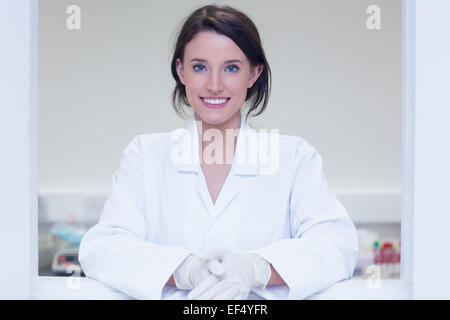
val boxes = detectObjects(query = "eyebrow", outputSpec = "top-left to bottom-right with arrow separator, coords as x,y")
190,58 -> 243,64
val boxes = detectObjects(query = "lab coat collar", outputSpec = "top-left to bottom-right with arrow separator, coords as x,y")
175,114 -> 259,176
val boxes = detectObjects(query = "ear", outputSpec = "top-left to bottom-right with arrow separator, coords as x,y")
247,64 -> 264,88
175,58 -> 186,85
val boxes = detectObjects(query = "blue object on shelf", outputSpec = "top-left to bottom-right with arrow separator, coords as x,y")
49,223 -> 86,248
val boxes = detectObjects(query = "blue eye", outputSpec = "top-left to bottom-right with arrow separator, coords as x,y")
193,64 -> 206,72
192,64 -> 239,73
226,65 -> 239,72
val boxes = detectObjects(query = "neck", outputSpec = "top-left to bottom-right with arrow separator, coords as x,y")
194,112 -> 242,165
194,112 -> 241,134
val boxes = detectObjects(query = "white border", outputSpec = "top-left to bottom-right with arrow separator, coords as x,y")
411,0 -> 450,299
0,0 -> 35,299
400,0 -> 414,287
30,0 -> 40,290
31,277 -> 410,300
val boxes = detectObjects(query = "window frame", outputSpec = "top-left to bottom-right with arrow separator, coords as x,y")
1,0 -> 421,299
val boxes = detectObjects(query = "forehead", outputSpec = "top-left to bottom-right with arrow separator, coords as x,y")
184,31 -> 246,61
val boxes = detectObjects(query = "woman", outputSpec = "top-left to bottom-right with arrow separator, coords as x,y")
78,4 -> 359,300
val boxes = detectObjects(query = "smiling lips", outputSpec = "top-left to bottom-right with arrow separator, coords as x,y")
201,97 -> 230,109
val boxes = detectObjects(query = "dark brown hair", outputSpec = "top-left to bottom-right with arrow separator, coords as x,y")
170,5 -> 271,121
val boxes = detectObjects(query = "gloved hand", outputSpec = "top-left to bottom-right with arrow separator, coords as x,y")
173,254 -> 224,290
187,249 -> 271,300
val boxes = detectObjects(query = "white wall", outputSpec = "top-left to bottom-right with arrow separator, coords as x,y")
39,0 -> 402,193
412,0 -> 450,299
0,0 -> 36,299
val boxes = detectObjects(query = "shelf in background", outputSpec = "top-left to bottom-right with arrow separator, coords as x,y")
337,192 -> 401,224
37,190 -> 402,225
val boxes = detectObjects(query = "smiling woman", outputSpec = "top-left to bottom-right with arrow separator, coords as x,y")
77,4 -> 360,300
170,5 -> 271,125
10,0 -> 450,302
175,30 -> 263,128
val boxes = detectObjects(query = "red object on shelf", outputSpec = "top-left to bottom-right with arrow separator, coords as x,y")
392,252 -> 401,263
381,242 -> 394,263
381,242 -> 393,250
374,252 -> 382,264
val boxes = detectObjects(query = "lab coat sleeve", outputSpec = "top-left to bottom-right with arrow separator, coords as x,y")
252,139 -> 360,300
78,136 -> 191,300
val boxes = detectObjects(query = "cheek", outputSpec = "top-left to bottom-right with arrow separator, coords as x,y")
184,77 -> 202,97
228,77 -> 249,97
185,73 -> 205,90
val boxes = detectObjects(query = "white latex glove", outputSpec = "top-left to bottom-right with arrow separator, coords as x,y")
173,254 -> 224,290
187,249 -> 271,300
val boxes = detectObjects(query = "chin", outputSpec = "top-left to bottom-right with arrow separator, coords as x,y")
195,110 -> 235,126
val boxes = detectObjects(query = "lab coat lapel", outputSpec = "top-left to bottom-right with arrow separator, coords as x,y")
176,117 -> 218,215
233,116 -> 259,176
193,116 -> 237,217
210,115 -> 259,218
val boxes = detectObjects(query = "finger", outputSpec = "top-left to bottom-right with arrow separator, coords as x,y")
199,251 -> 223,262
188,274 -> 220,300
194,281 -> 233,300
212,286 -> 241,300
187,274 -> 220,300
208,259 -> 225,276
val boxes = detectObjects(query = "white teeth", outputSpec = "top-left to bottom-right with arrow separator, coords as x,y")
202,98 -> 228,104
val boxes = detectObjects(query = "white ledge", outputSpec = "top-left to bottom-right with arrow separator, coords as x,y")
31,276 -> 411,300
307,279 -> 411,300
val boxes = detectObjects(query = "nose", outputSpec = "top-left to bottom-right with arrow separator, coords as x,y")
206,70 -> 224,93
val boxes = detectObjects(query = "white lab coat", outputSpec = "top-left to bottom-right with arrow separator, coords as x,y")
78,114 -> 359,300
